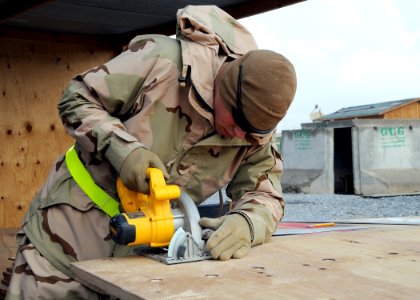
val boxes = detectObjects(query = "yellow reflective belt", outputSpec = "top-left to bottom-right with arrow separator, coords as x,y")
65,145 -> 120,217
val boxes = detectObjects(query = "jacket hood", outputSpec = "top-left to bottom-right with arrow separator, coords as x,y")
176,5 -> 258,122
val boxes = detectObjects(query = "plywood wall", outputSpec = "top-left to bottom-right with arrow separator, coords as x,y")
0,37 -> 117,228
384,100 -> 420,119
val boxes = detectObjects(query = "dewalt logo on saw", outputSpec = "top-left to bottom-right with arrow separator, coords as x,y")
65,145 -> 211,264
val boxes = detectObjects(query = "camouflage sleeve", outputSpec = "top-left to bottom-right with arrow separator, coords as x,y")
58,37 -> 167,171
226,139 -> 284,246
58,78 -> 142,171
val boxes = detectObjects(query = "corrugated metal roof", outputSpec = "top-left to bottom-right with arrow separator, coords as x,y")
320,97 -> 420,121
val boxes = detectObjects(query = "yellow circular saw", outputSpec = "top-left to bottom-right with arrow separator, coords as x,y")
109,168 -> 211,264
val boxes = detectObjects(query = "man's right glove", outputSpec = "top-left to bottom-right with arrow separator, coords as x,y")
199,214 -> 252,261
119,147 -> 168,194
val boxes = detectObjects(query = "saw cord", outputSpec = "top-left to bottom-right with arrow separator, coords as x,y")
218,189 -> 224,216
217,189 -> 233,216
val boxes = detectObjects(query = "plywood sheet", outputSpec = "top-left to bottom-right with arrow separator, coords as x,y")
71,225 -> 420,300
0,37 -> 116,228
385,101 -> 420,119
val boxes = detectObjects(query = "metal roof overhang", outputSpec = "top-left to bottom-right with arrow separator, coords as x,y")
0,0 -> 305,46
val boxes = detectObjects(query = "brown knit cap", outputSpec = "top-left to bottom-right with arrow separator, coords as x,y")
219,50 -> 297,132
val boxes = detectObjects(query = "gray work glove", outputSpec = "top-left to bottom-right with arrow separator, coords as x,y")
199,214 -> 252,261
119,147 -> 168,194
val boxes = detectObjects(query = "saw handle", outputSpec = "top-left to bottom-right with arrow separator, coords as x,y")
117,168 -> 180,214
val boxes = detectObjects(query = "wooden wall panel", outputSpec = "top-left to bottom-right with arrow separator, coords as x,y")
0,38 -> 116,228
384,101 -> 420,119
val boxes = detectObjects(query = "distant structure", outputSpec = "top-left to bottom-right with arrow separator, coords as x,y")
319,98 -> 420,121
309,104 -> 324,121
281,97 -> 420,196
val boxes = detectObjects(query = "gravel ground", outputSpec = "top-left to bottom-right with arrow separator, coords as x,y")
282,193 -> 420,222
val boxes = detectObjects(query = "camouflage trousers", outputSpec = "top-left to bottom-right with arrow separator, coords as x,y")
5,235 -> 103,300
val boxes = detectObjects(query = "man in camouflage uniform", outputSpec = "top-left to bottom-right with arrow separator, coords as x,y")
6,5 -> 297,299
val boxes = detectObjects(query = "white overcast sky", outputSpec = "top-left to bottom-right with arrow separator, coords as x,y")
240,0 -> 420,131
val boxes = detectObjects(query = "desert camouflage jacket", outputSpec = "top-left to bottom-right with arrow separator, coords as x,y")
22,5 -> 285,277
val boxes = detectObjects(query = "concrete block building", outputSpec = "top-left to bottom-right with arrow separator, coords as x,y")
281,98 -> 420,196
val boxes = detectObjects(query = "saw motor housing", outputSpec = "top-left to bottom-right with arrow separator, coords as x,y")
110,168 -> 180,247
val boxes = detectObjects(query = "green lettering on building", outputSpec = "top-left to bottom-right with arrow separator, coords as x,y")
379,126 -> 406,148
294,129 -> 312,150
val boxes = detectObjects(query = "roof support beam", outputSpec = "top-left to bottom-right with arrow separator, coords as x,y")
225,0 -> 306,19
115,0 -> 305,47
0,0 -> 53,22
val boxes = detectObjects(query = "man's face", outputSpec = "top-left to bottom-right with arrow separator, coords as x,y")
213,86 -> 246,140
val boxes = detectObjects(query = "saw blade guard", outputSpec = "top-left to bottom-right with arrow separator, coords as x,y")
177,192 -> 205,249
160,192 -> 211,263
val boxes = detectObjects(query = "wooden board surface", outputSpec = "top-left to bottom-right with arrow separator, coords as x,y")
0,37 -> 116,228
71,225 -> 420,300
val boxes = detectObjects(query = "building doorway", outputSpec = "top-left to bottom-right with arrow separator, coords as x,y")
333,127 -> 354,194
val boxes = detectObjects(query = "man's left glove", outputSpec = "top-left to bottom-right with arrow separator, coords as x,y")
199,214 -> 252,261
